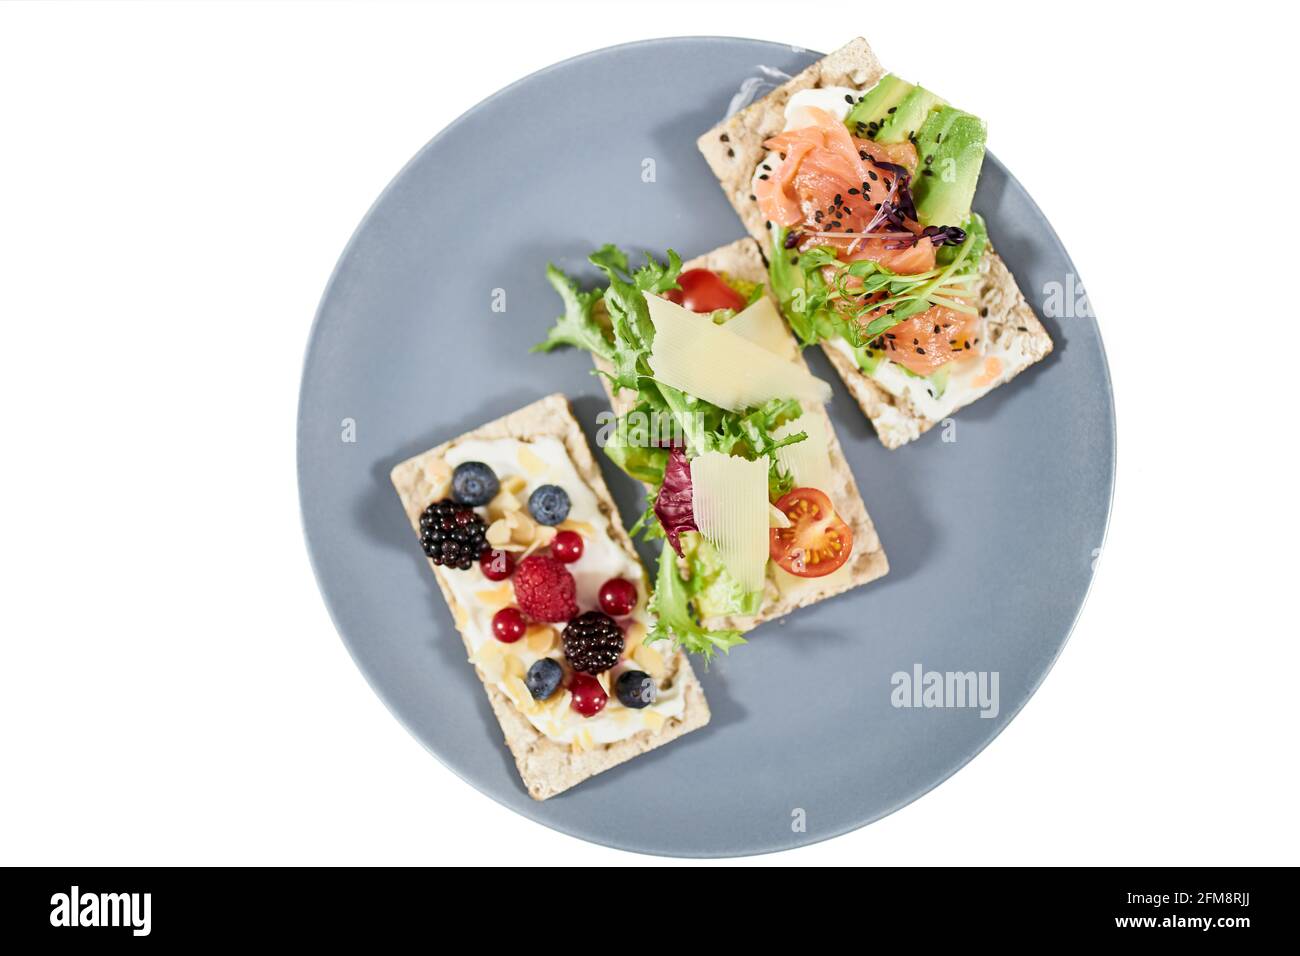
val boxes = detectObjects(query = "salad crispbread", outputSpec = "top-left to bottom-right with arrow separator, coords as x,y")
593,238 -> 888,630
390,393 -> 709,801
697,38 -> 1053,449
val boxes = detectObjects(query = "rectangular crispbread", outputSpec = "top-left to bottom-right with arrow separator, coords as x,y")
390,393 -> 709,800
697,38 -> 1053,448
593,239 -> 888,631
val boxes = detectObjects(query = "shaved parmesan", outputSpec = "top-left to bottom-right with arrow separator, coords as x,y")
689,451 -> 769,592
772,412 -> 835,493
645,293 -> 831,411
723,297 -> 798,361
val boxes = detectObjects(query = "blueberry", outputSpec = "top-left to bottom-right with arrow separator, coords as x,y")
615,670 -> 656,709
526,658 -> 563,701
527,484 -> 570,526
452,461 -> 499,506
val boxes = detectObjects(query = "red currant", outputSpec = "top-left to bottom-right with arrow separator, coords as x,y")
479,549 -> 514,581
568,673 -> 607,717
492,607 -> 526,643
598,577 -> 638,616
551,530 -> 584,563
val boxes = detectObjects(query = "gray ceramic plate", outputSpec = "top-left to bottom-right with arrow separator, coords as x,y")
297,37 -> 1115,857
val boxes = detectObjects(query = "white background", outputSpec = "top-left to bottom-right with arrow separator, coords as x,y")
2,0 -> 1296,866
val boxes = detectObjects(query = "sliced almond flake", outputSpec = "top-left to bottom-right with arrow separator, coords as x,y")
523,525 -> 557,556
475,583 -> 515,610
517,444 -> 548,477
451,600 -> 469,630
642,709 -> 666,733
503,653 -> 526,680
503,677 -> 536,714
486,518 -> 514,548
596,670 -> 611,694
500,474 -> 527,495
623,620 -> 647,652
419,458 -> 452,501
487,490 -> 522,520
510,513 -> 539,546
633,643 -> 667,680
557,518 -> 597,538
525,626 -> 556,654
470,641 -> 508,683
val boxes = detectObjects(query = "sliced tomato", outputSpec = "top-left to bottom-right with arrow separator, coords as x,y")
769,487 -> 853,578
663,268 -> 746,313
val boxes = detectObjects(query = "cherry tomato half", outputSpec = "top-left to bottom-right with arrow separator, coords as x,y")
662,269 -> 747,314
769,487 -> 853,578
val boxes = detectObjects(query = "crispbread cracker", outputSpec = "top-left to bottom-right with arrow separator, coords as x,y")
594,239 -> 887,631
697,38 -> 1053,448
390,393 -> 709,801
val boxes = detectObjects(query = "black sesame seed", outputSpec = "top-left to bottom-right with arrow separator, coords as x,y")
887,106 -> 897,114
758,173 -> 769,180
727,148 -> 734,158
916,347 -> 925,355
720,133 -> 730,142
844,94 -> 854,104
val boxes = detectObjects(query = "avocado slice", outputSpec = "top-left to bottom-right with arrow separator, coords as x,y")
852,342 -> 882,375
844,74 -> 913,139
874,86 -> 947,145
912,107 -> 987,227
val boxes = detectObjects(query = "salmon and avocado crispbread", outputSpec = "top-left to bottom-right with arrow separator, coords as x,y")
698,38 -> 1053,449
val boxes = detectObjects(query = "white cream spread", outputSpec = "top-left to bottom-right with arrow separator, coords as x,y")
437,436 -> 685,748
826,333 -> 1034,422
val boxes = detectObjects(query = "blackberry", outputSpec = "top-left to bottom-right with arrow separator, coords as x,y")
562,611 -> 625,675
418,499 -> 487,570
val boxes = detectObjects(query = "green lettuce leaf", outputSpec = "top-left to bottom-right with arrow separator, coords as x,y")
679,533 -> 763,619
646,542 -> 747,662
531,264 -> 613,361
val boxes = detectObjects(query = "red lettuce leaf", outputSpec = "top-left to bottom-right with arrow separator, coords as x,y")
654,446 -> 698,556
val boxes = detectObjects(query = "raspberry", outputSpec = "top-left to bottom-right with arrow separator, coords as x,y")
511,555 -> 577,622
